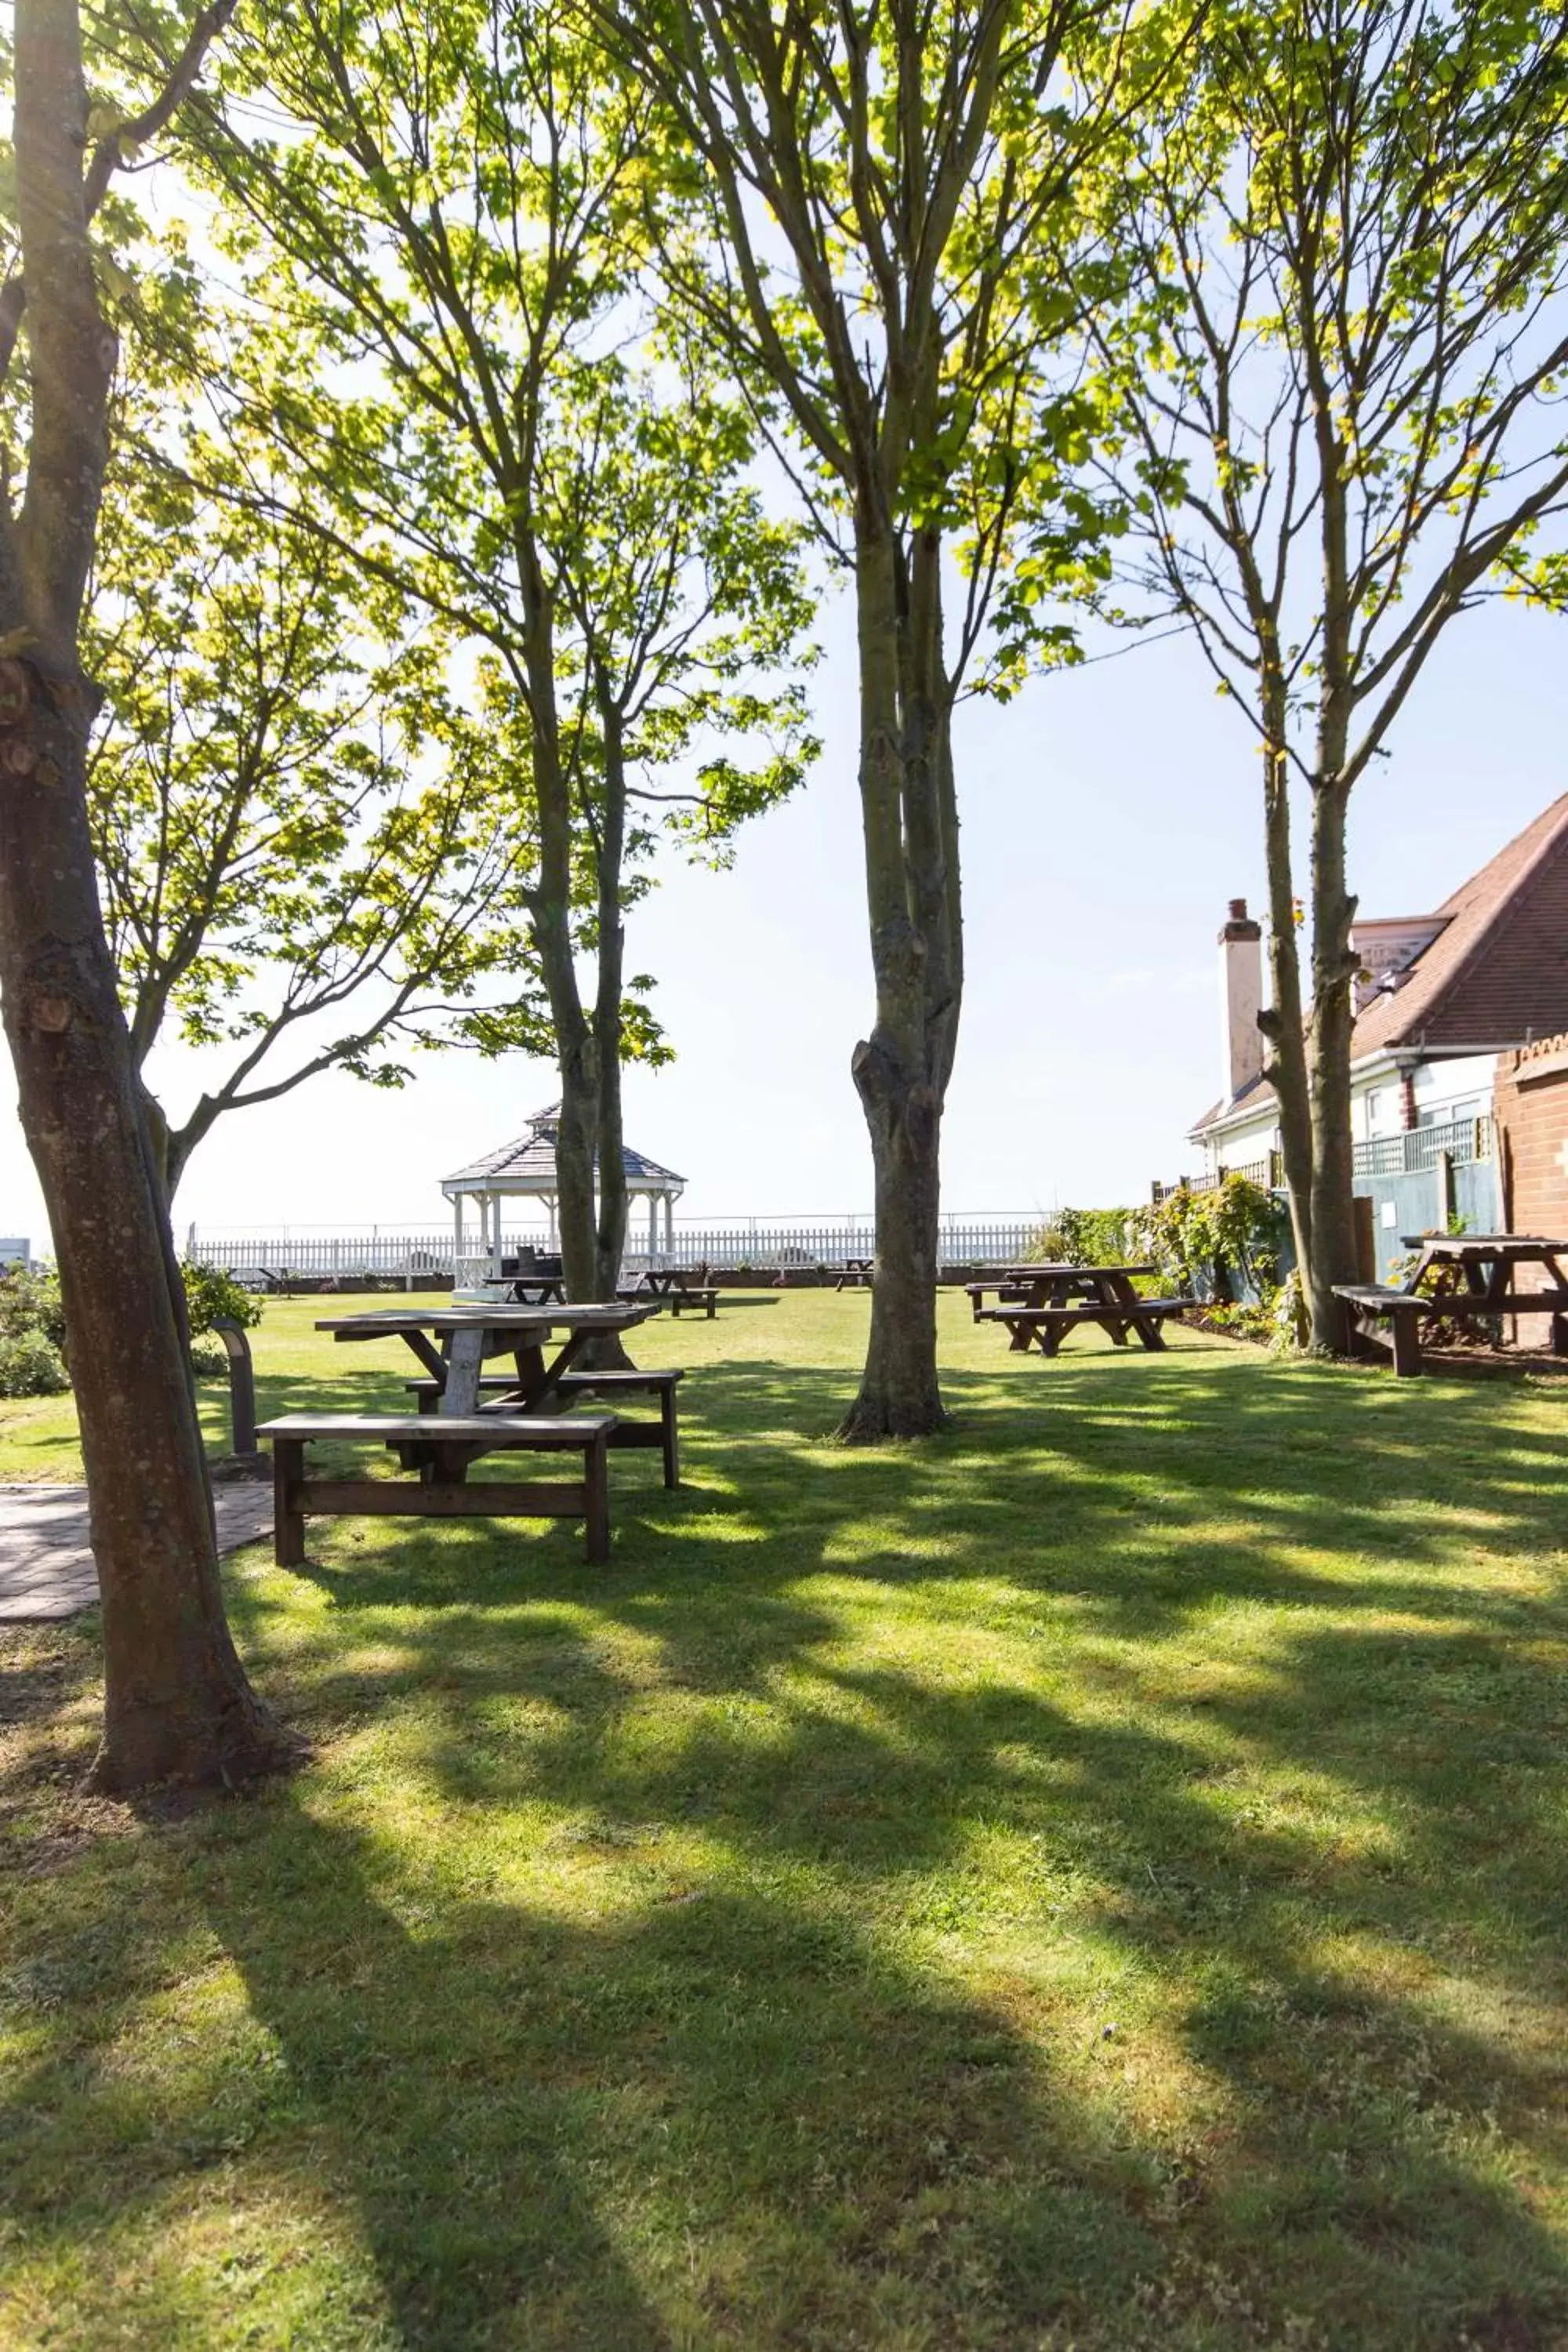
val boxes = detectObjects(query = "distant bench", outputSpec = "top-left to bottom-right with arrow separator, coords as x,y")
619,1272 -> 719,1317
403,1367 -> 683,1487
260,1412 -> 619,1564
1333,1283 -> 1568,1377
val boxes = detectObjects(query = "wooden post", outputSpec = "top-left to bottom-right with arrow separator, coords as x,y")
1352,1192 -> 1377,1282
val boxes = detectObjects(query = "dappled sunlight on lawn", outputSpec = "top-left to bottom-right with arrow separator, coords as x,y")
3,1290 -> 1566,2347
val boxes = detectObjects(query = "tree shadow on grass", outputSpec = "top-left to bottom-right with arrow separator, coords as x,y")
8,1342 -> 1554,2342
180,1794 -> 1186,2350
174,1655 -> 1568,2346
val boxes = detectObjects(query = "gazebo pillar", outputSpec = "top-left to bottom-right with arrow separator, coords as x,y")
647,1190 -> 658,1258
664,1192 -> 674,1252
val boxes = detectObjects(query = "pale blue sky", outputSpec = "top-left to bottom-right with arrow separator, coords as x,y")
2,589 -> 1560,1250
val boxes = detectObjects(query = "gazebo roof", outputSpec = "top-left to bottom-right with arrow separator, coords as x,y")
441,1103 -> 685,1199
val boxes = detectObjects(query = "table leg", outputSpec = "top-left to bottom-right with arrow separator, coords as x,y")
498,1339 -> 549,1408
442,1327 -> 486,1416
585,1427 -> 611,1564
1391,1312 -> 1424,1377
534,1327 -> 611,1410
274,1438 -> 306,1566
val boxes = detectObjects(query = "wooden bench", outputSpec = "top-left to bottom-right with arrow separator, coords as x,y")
667,1285 -> 717,1318
1334,1283 -> 1568,1377
404,1368 -> 684,1487
617,1276 -> 718,1317
259,1413 -> 619,1565
978,1299 -> 1187,1356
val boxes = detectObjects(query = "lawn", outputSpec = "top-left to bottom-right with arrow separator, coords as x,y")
2,1291 -> 1566,2350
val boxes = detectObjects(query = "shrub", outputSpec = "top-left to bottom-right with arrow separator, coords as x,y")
1132,1175 -> 1286,1304
0,1330 -> 71,1397
0,1265 -> 66,1351
190,1338 -> 230,1378
181,1262 -> 263,1338
1021,1207 -> 1134,1266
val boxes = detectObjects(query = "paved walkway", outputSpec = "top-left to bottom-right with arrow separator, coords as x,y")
0,1483 -> 274,1622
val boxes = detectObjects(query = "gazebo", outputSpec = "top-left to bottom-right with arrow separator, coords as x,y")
441,1103 -> 687,1278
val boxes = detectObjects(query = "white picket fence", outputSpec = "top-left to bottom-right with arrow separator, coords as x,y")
184,1215 -> 1045,1280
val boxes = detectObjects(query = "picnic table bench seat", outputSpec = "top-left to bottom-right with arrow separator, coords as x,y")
1333,1280 -> 1568,1376
978,1298 -> 1187,1356
259,1411 -> 619,1565
403,1367 -> 684,1486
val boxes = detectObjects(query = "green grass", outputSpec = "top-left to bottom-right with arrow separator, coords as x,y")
2,1291 -> 1566,2350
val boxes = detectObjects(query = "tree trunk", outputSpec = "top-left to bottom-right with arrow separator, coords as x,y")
550,1025 -> 600,1301
592,706 -> 630,1307
0,669 -> 292,1791
1255,737 -> 1316,1287
849,1040 -> 945,1433
1306,775 -> 1359,1351
0,0 -> 286,1793
839,523 -> 957,1439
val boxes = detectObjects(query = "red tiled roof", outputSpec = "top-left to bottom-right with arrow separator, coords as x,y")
1349,793 -> 1568,1054
1190,795 -> 1568,1138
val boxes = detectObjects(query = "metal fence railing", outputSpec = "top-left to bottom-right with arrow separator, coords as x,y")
183,1215 -> 1049,1281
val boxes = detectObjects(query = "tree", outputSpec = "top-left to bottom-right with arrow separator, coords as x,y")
1087,0 -> 1568,1349
0,0 -> 290,1789
87,419 -> 550,1199
578,0 -> 1151,1433
192,0 -> 817,1303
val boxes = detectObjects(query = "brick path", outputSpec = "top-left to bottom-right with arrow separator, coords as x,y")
0,1483 -> 274,1622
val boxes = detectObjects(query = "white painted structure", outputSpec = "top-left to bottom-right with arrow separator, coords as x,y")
441,1104 -> 686,1281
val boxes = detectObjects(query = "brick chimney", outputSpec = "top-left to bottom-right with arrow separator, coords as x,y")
1219,898 -> 1264,1103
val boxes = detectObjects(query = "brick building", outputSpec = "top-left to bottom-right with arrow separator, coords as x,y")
1182,795 -> 1568,1273
1494,1033 -> 1568,1238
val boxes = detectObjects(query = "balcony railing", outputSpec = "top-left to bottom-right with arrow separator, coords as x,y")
1352,1114 -> 1492,1179
1155,1114 -> 1493,1203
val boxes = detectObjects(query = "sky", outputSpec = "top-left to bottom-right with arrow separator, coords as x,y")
1,588 -> 1561,1251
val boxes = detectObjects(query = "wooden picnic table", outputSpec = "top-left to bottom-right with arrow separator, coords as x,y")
1403,1232 -> 1568,1301
317,1302 -> 656,1417
836,1258 -> 874,1290
972,1264 -> 1185,1357
1336,1234 -> 1568,1374
964,1265 -> 1154,1321
503,1274 -> 568,1305
617,1268 -> 718,1316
